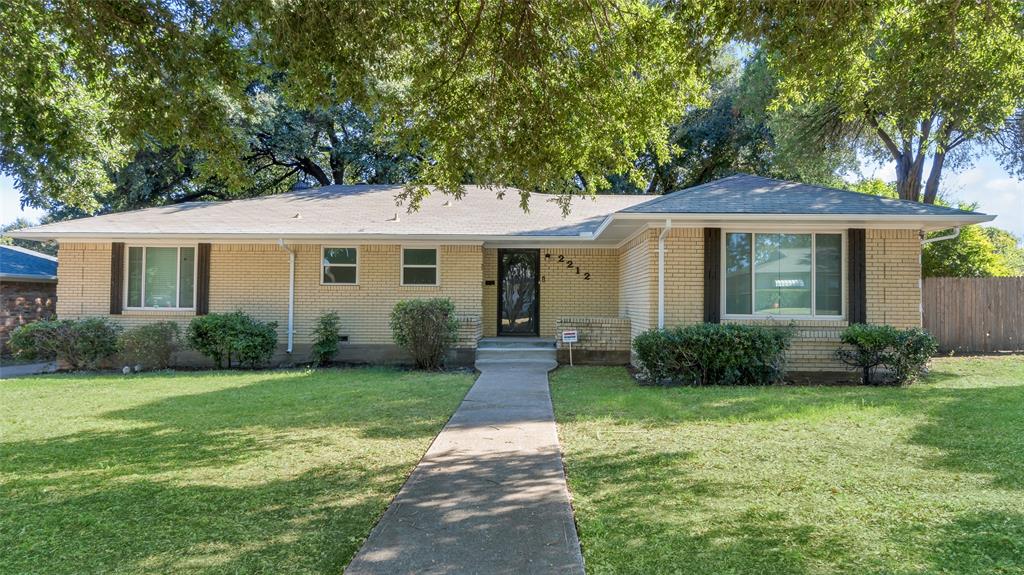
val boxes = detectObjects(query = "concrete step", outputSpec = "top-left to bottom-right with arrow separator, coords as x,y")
474,358 -> 558,371
478,337 -> 556,350
475,347 -> 557,363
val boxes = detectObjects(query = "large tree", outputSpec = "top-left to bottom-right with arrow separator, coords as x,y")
1,0 -> 729,213
751,0 -> 1024,203
607,50 -> 858,195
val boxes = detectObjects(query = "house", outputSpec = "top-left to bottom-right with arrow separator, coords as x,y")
0,245 -> 58,354
10,174 -> 992,374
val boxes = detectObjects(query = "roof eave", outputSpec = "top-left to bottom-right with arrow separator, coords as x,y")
0,273 -> 58,283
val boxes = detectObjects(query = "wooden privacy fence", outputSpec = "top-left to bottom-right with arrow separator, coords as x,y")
923,277 -> 1024,353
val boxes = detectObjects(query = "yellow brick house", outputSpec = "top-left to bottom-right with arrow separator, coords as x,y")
12,174 -> 991,375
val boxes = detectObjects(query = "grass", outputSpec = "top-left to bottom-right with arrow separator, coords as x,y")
0,367 -> 474,575
550,356 -> 1024,575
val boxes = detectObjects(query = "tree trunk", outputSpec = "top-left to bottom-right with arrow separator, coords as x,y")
297,158 -> 331,186
893,151 -> 925,202
923,149 -> 946,205
327,127 -> 346,184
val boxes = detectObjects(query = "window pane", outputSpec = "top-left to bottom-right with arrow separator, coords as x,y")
754,233 -> 811,315
323,266 -> 357,284
324,247 -> 357,265
144,247 -> 178,308
403,248 -> 437,266
178,247 -> 195,308
815,234 -> 843,316
725,233 -> 752,315
127,247 -> 143,307
403,267 -> 437,285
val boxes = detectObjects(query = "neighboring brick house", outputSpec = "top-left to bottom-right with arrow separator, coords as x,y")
1,245 -> 58,354
11,174 -> 992,374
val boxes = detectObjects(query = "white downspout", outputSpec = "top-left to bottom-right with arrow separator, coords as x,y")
921,227 -> 961,245
277,239 -> 295,354
657,219 -> 672,329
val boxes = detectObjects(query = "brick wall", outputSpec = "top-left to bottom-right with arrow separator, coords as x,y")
866,229 -> 921,328
662,227 -> 704,326
617,229 -> 656,341
554,316 -> 631,351
481,247 -> 619,338
55,242 -> 484,361
1,280 -> 57,354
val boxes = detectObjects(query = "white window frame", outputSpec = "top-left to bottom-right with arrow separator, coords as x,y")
400,246 -> 440,287
720,230 -> 846,321
124,244 -> 198,311
320,246 -> 359,285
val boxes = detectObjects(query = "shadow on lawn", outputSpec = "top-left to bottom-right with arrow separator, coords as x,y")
555,364 -> 1024,573
0,371 -> 466,574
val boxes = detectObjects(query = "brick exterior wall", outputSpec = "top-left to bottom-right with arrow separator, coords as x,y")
481,247 -> 619,338
554,316 -> 631,351
55,242 -> 484,364
617,229 -> 656,341
1,280 -> 57,354
866,229 -> 922,328
52,229 -> 922,373
628,228 -> 923,373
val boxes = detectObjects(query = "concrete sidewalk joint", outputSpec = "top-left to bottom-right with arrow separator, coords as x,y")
346,360 -> 584,575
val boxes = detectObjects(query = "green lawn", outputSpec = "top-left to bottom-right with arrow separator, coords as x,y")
551,356 -> 1024,575
0,368 -> 474,575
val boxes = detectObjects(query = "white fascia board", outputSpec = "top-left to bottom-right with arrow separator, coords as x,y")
604,212 -> 995,231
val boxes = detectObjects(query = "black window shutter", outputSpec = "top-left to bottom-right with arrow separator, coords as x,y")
848,228 -> 867,324
703,227 -> 721,324
110,242 -> 124,315
196,243 -> 211,315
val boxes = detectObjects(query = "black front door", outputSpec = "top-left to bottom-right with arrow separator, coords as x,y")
498,249 -> 540,336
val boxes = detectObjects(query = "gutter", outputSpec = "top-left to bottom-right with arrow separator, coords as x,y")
657,219 -> 672,329
277,239 -> 295,354
921,227 -> 961,245
0,273 -> 58,283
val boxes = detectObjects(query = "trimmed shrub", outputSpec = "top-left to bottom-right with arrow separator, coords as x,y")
836,324 -> 938,385
186,311 -> 278,369
390,298 -> 459,369
311,312 -> 342,366
118,322 -> 180,370
632,323 -> 793,386
8,318 -> 120,370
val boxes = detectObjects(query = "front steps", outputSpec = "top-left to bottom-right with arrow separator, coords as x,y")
475,337 -> 557,369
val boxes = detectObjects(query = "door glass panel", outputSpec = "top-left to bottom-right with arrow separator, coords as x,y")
499,251 -> 538,335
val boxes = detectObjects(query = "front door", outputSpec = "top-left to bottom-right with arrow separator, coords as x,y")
498,249 -> 540,336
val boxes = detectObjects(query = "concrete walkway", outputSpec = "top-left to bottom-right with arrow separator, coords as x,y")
345,360 -> 584,575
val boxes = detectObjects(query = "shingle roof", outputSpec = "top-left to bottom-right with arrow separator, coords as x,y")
0,245 -> 58,281
10,175 -> 992,242
621,174 -> 987,217
13,185 -> 650,239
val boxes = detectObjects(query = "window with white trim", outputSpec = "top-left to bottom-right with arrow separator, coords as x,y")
723,232 -> 843,318
322,247 -> 358,284
126,246 -> 196,309
402,248 -> 438,285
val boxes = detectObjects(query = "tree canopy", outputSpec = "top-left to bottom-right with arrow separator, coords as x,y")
2,0 -> 1021,216
2,0 -> 731,213
755,0 -> 1024,203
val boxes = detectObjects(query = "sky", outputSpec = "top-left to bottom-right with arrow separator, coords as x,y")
2,156 -> 1022,235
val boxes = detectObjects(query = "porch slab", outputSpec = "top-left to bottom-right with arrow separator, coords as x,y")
344,360 -> 583,575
